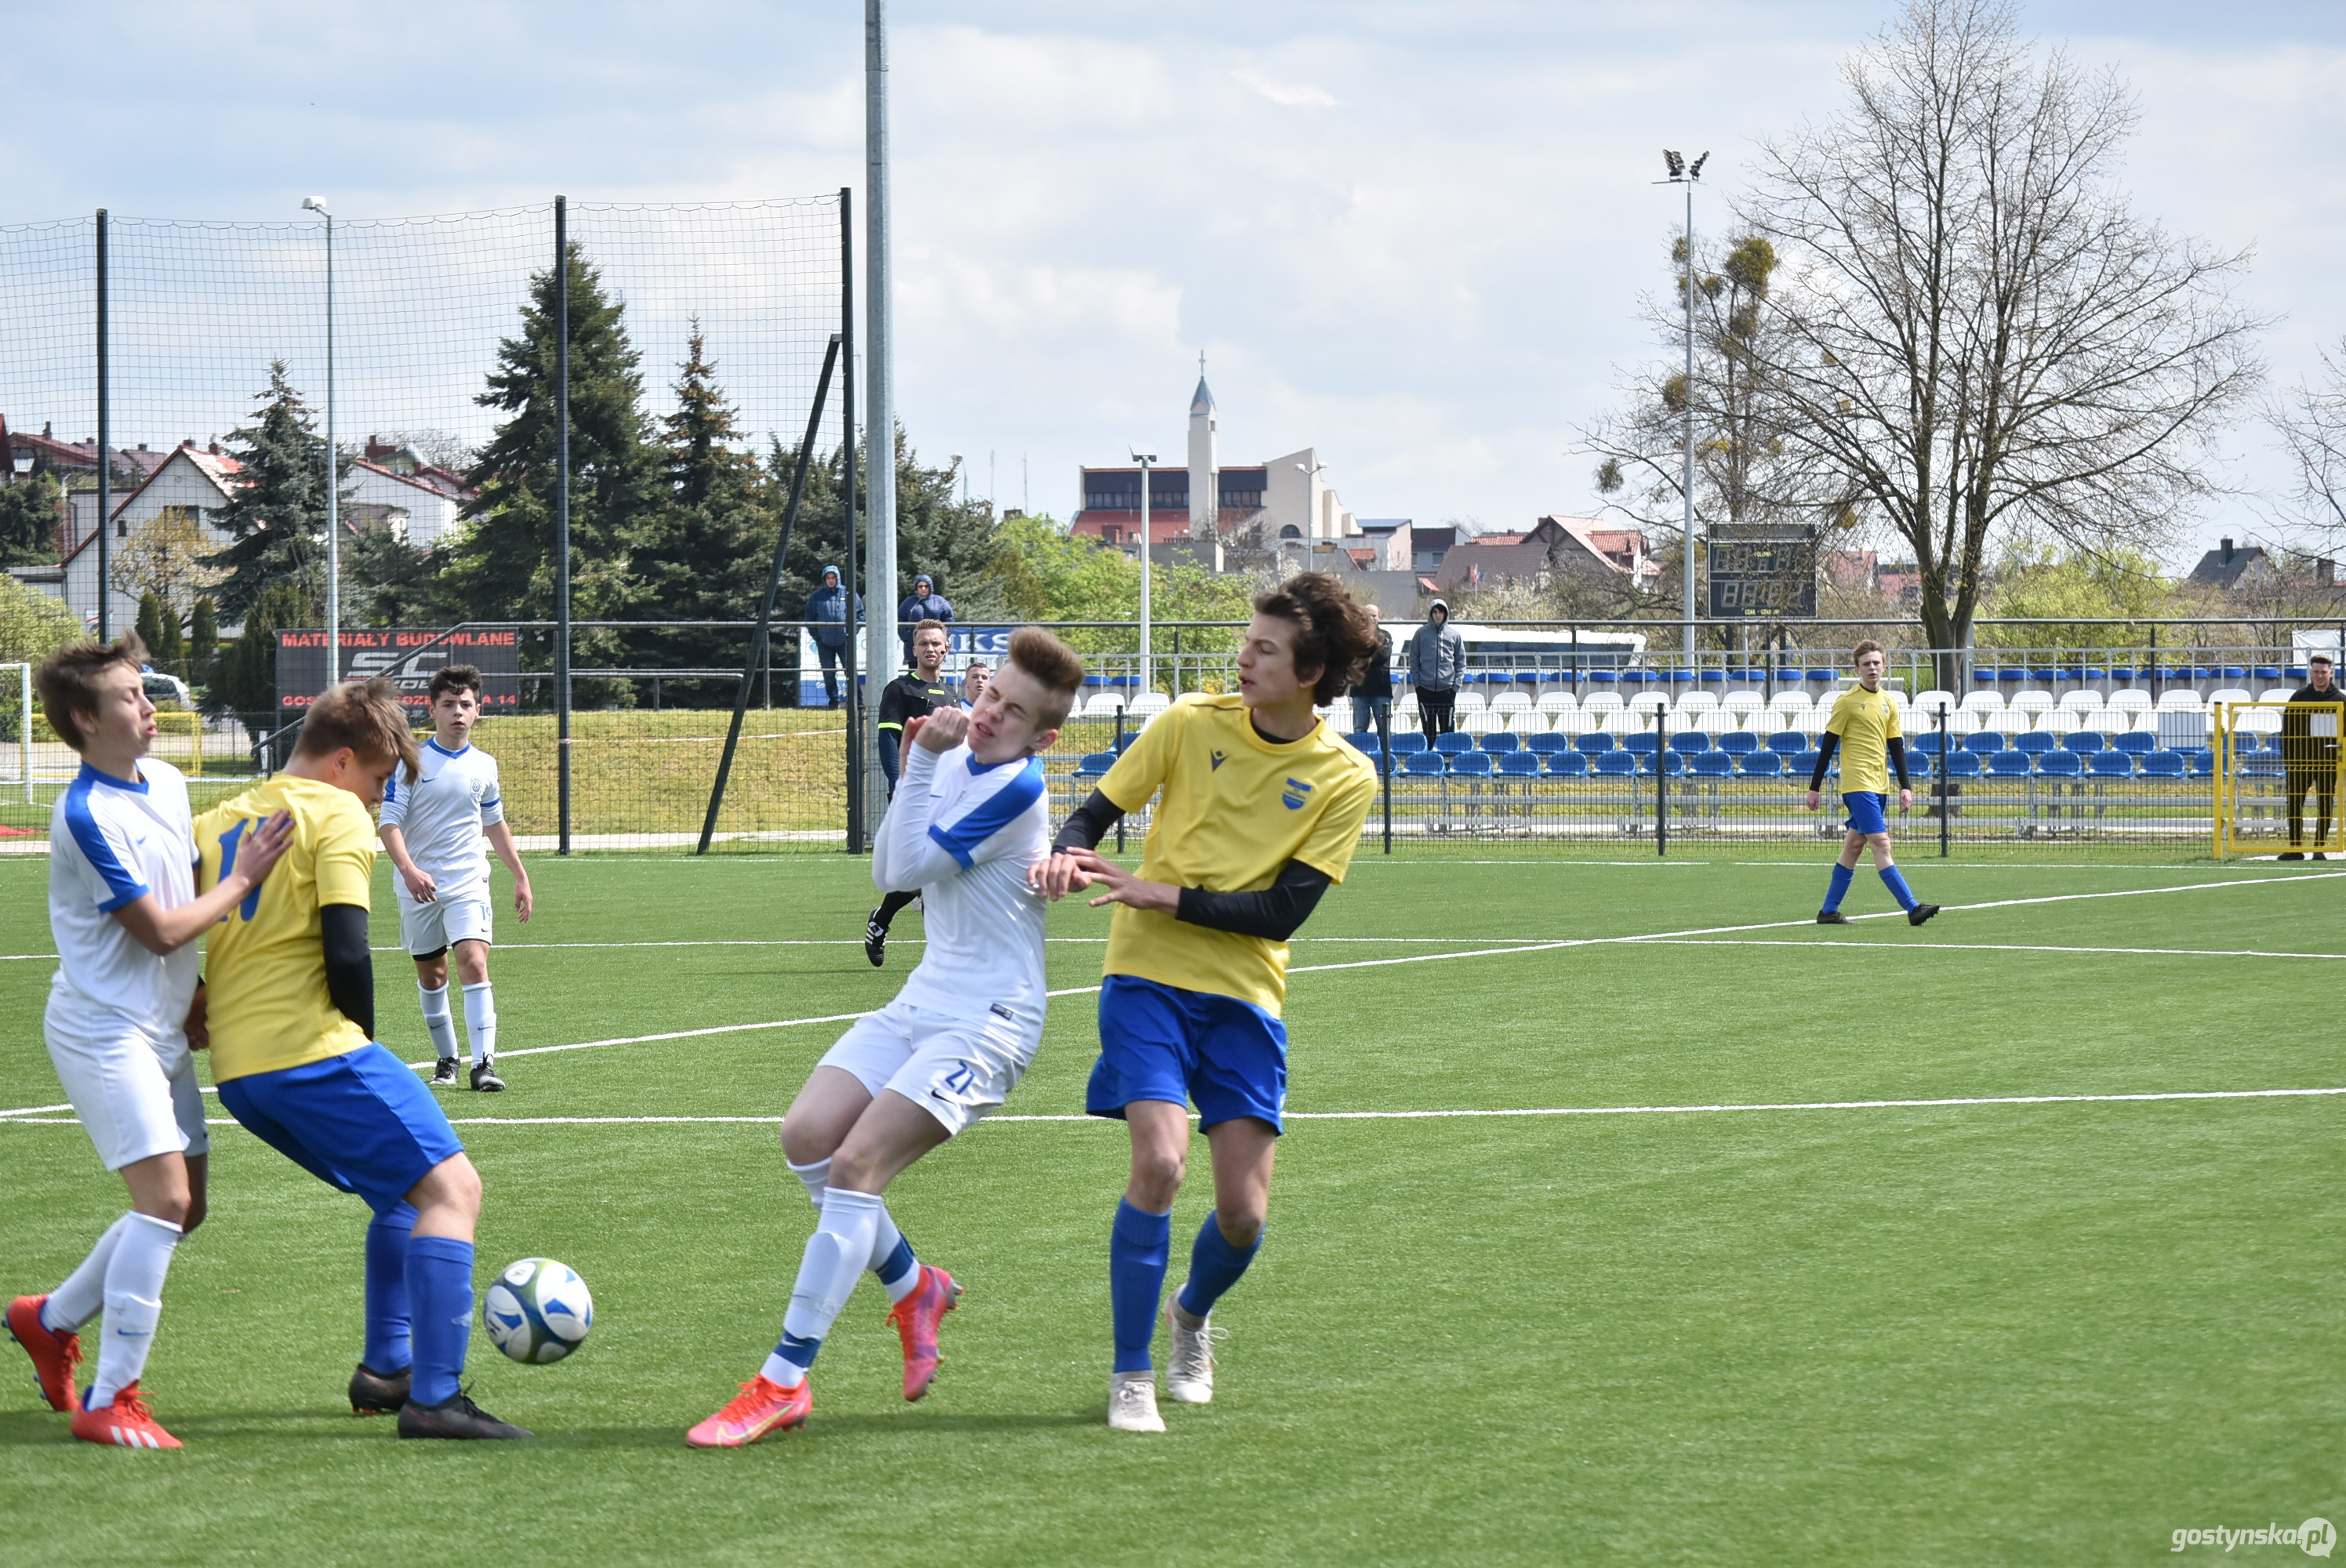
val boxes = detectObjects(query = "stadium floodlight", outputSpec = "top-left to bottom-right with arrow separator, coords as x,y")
302,195 -> 337,693
1132,448 -> 1157,695
1654,150 -> 1709,660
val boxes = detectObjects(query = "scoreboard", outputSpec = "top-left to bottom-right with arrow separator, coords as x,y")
1706,524 -> 1818,617
276,628 -> 522,720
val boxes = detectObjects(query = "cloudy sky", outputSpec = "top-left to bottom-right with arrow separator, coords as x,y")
5,0 -> 2343,572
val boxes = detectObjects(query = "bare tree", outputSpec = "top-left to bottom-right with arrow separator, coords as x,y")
1738,0 -> 2264,685
2271,338 -> 2346,544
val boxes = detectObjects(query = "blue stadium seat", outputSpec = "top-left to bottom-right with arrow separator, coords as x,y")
1449,751 -> 1494,777
1574,732 -> 1615,756
1908,732 -> 1946,757
1716,730 -> 1759,757
1690,752 -> 1736,779
1525,731 -> 1572,755
1766,730 -> 1806,755
1738,750 -> 1785,778
2036,751 -> 2083,779
2014,730 -> 2057,756
2190,751 -> 2216,778
1480,731 -> 1520,754
1496,752 -> 1542,778
1545,750 -> 1591,777
1780,749 -> 1818,779
1938,751 -> 1982,779
1618,731 -> 1658,757
1434,732 -> 1476,755
1593,752 -> 1639,777
1806,669 -> 1836,684
1987,750 -> 2034,779
2139,751 -> 2187,779
1669,731 -> 1710,755
2088,751 -> 2134,778
1402,752 -> 1448,776
1345,731 -> 1381,754
2253,666 -> 2282,682
2112,731 -> 2156,755
2061,731 -> 2104,754
1635,750 -> 1685,775
1388,731 -> 1428,756
1074,751 -> 1116,780
1963,731 -> 2006,754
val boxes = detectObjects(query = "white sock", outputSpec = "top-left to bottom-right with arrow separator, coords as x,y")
461,982 -> 496,1065
788,1157 -> 830,1213
45,1214 -> 133,1333
419,983 -> 459,1060
777,1189 -> 883,1355
89,1213 -> 181,1409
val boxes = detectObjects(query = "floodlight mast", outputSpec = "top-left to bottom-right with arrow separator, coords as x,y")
1656,151 -> 1707,657
303,196 -> 336,693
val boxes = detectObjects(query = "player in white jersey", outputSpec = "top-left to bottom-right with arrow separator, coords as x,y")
377,664 -> 532,1092
687,628 -> 1086,1447
7,637 -> 291,1449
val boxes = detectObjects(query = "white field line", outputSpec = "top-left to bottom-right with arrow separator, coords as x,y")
0,935 -> 1558,962
3,869 -> 2333,1113
1632,940 -> 2346,961
6,1085 -> 2342,1131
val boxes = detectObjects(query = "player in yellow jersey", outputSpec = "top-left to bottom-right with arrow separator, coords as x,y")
1033,573 -> 1382,1432
1806,641 -> 1938,927
194,679 -> 529,1441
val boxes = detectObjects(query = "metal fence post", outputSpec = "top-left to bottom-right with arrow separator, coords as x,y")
1378,701 -> 1393,854
1938,698 -> 1950,858
1113,704 -> 1127,854
841,185 -> 863,854
554,194 -> 573,857
95,209 -> 110,642
1655,702 -> 1668,858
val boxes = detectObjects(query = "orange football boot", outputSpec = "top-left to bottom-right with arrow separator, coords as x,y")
71,1382 -> 182,1449
5,1295 -> 82,1414
685,1375 -> 812,1448
885,1264 -> 962,1402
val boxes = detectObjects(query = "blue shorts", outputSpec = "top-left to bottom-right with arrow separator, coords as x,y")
1843,791 -> 1890,836
1086,975 -> 1288,1134
216,1043 -> 464,1215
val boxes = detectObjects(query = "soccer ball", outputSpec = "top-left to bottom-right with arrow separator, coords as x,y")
482,1258 -> 593,1364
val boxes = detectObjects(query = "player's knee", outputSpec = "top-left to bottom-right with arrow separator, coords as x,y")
421,1152 -> 484,1221
779,1117 -> 837,1168
1213,1204 -> 1264,1250
139,1188 -> 193,1229
180,1190 -> 207,1234
452,942 -> 490,985
1128,1149 -> 1186,1207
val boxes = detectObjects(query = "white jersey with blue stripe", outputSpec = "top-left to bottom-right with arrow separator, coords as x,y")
870,740 -> 1051,1029
47,759 -> 200,1037
378,737 -> 504,900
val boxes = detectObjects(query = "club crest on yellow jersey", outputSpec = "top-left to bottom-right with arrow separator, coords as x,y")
1282,777 -> 1313,810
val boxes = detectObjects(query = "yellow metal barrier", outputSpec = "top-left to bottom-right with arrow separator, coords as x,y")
2213,701 -> 2342,859
150,711 -> 205,778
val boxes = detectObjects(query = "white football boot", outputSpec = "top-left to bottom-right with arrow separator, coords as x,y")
1164,1304 -> 1226,1405
1107,1371 -> 1165,1432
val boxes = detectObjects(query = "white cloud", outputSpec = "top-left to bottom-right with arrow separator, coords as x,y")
1232,67 -> 1340,108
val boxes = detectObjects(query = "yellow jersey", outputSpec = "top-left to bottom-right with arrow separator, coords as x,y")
194,775 -> 377,1083
1097,694 -> 1378,1015
1825,684 -> 1903,795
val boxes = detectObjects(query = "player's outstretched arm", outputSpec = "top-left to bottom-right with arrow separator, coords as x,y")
116,809 -> 294,956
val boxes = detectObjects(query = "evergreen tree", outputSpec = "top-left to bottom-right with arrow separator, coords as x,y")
0,470 -> 61,566
888,432 -> 1000,614
135,593 -> 167,660
206,361 -> 336,622
342,522 -> 440,628
440,241 -> 652,628
630,326 -> 772,691
206,579 -> 308,745
188,597 -> 219,689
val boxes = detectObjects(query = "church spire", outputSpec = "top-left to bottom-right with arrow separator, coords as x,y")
1189,350 -> 1215,417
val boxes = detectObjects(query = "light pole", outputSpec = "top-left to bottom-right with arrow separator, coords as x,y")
1658,150 -> 1706,659
302,195 -> 337,692
1132,449 -> 1156,694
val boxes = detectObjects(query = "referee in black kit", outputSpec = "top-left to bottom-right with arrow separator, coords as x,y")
2279,653 -> 2341,861
864,619 -> 957,962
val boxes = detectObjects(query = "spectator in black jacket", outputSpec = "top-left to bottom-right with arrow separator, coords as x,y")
2280,653 -> 2341,860
897,573 -> 953,665
1349,605 -> 1393,735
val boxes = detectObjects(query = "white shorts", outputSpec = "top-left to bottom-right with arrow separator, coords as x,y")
42,1007 -> 210,1171
818,998 -> 1041,1138
398,890 -> 493,956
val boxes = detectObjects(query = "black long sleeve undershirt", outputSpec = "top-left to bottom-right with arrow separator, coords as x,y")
1807,732 -> 1910,792
1051,787 -> 1335,942
321,903 -> 375,1040
1176,860 -> 1333,942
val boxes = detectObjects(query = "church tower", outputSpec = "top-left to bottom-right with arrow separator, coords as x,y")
1187,355 -> 1218,539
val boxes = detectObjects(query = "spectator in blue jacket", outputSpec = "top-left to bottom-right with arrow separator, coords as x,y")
804,565 -> 857,709
897,572 -> 953,664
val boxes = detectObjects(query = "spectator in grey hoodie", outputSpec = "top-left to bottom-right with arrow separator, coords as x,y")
804,565 -> 856,708
897,573 -> 953,664
1408,598 -> 1464,742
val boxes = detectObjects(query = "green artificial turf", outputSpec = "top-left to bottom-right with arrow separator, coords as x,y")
0,851 -> 2340,1566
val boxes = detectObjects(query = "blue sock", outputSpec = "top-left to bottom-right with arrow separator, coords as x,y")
405,1236 -> 475,1408
874,1234 -> 917,1296
1879,865 -> 1917,911
362,1203 -> 416,1373
1175,1215 -> 1262,1320
1109,1200 -> 1171,1374
1824,862 -> 1854,912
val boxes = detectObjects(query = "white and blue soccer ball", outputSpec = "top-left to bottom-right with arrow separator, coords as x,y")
483,1258 -> 593,1364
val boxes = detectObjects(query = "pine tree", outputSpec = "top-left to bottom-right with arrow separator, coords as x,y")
440,241 -> 653,627
206,361 -> 337,622
342,521 -> 440,628
630,325 -> 771,689
135,593 -> 166,659
188,597 -> 218,689
206,579 -> 308,745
